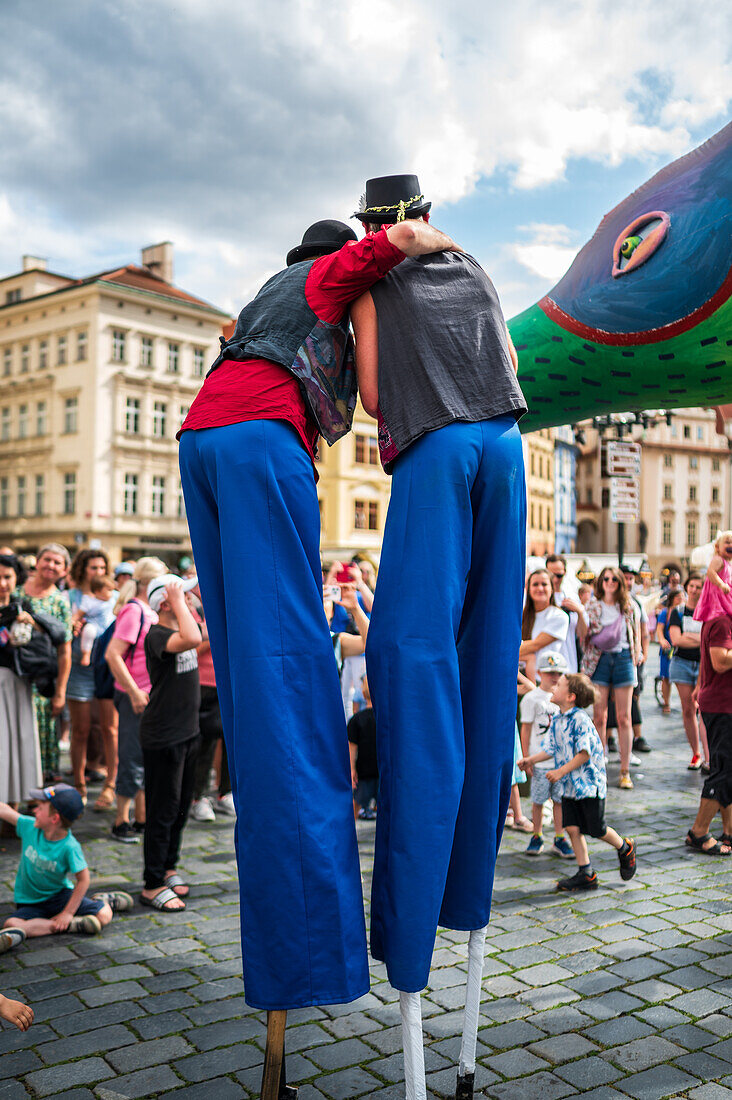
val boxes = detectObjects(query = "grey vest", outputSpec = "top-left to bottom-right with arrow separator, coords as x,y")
370,252 -> 527,470
208,260 -> 356,444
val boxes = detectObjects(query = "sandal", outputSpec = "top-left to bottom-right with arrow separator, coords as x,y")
719,833 -> 732,846
93,784 -> 116,812
686,830 -> 732,856
164,873 -> 189,898
140,887 -> 186,912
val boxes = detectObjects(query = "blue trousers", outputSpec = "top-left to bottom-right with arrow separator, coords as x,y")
367,418 -> 526,992
179,421 -> 369,1010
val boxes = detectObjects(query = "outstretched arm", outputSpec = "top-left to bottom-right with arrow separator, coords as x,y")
351,292 -> 379,417
385,220 -> 461,257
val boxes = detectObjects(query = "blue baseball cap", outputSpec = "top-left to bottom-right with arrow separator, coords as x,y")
28,783 -> 84,822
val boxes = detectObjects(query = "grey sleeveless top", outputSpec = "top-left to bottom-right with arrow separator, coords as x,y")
370,252 -> 526,470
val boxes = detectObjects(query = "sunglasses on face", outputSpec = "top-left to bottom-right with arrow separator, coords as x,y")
602,576 -> 618,583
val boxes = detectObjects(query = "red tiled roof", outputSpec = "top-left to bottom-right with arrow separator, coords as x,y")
87,265 -> 225,313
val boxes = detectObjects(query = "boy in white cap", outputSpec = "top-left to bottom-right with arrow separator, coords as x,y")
0,784 -> 132,950
519,652 -> 575,858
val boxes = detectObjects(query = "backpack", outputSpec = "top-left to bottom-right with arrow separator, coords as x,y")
1,599 -> 67,698
92,599 -> 145,700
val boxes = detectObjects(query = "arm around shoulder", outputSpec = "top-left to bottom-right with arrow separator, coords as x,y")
386,221 -> 460,257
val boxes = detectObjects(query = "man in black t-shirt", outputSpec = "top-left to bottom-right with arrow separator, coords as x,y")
139,574 -> 202,913
348,676 -> 378,820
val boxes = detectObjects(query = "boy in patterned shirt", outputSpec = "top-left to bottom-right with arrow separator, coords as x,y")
519,673 -> 636,891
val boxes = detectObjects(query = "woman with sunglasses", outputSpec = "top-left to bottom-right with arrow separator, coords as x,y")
582,567 -> 641,790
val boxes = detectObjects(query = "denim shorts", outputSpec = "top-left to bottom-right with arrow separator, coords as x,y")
531,770 -> 563,805
592,649 -> 637,688
9,887 -> 104,921
114,690 -> 145,798
670,655 -> 700,687
66,658 -> 96,702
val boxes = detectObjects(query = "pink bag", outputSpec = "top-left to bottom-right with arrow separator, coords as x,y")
590,612 -> 625,652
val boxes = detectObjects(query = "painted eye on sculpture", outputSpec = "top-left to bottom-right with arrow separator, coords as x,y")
612,211 -> 670,278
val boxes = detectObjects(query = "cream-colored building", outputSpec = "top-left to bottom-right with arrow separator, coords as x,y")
575,407 -> 731,572
317,400 -> 391,560
524,428 -> 556,557
0,245 -> 229,564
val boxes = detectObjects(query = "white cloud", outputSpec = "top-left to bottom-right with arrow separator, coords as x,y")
510,223 -> 581,282
0,0 -> 729,310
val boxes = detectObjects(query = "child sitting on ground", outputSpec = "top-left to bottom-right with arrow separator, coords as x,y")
519,673 -> 636,892
72,574 -> 116,666
519,652 -> 574,859
0,784 -> 132,948
694,530 -> 732,623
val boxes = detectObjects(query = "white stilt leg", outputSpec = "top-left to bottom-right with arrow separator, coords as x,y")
457,926 -> 487,1084
400,990 -> 427,1100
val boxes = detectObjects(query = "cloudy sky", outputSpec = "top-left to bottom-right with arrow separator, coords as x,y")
1,0 -> 729,320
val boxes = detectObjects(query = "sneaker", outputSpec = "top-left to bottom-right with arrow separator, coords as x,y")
633,737 -> 651,753
214,793 -> 236,817
688,753 -> 702,771
361,808 -> 377,820
607,735 -> 618,752
91,891 -> 134,912
190,798 -> 216,822
618,837 -> 637,881
68,914 -> 102,935
111,822 -> 140,844
630,753 -> 641,767
132,820 -> 145,834
0,928 -> 26,954
556,869 -> 598,892
552,835 -> 575,859
618,772 -> 634,790
525,835 -> 544,856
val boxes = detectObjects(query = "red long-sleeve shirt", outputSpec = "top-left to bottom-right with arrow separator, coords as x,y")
179,229 -> 404,464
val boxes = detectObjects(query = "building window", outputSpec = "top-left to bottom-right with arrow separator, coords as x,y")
179,405 -> 189,427
0,408 -> 9,442
63,472 -> 76,515
17,476 -> 26,517
697,426 -> 704,441
354,500 -> 366,530
112,330 -> 126,362
39,340 -> 48,370
167,342 -> 179,373
683,424 -> 691,439
123,474 -> 138,516
662,520 -> 672,546
369,437 -> 378,465
689,455 -> 698,470
368,501 -> 378,530
663,483 -> 673,501
712,486 -> 720,503
530,503 -> 535,528
35,474 -> 44,516
713,458 -> 721,472
20,345 -> 29,373
689,485 -> 697,502
670,423 -> 678,438
57,335 -> 67,365
663,453 -> 673,468
355,434 -> 366,464
76,331 -> 88,361
152,402 -> 167,438
36,401 -> 47,436
18,405 -> 28,440
0,477 -> 7,518
151,476 -> 165,516
5,288 -> 21,304
193,348 -> 205,378
586,487 -> 593,504
687,520 -> 697,546
125,397 -> 140,435
63,397 -> 78,434
2,348 -> 11,376
711,520 -> 720,542
177,481 -> 186,518
140,336 -> 153,368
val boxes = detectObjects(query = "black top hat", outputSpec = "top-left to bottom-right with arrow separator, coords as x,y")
286,220 -> 358,267
354,174 -> 431,224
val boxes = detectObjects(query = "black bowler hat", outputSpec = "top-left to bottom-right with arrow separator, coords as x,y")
286,220 -> 358,267
354,174 -> 431,224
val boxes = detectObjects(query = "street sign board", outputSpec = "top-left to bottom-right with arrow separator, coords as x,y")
610,475 -> 640,523
606,440 -> 641,478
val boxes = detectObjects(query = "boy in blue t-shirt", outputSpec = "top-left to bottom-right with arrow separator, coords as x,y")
519,673 -> 637,892
0,785 -> 132,953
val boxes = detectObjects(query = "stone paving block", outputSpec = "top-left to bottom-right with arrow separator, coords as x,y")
674,1050 -> 732,1079
699,1013 -> 732,1037
106,1034 -> 193,1072
687,1085 -> 732,1099
36,1023 -> 137,1065
662,1022 -> 721,1050
361,1024 -> 404,1056
636,1005 -> 689,1028
0,1049 -> 42,1079
517,983 -> 581,1010
43,1091 -> 97,1100
485,1048 -> 550,1078
603,1035 -> 686,1071
555,1056 -> 623,1089
30,994 -> 86,1022
77,980 -> 146,1008
0,1082 -> 29,1100
142,990 -> 198,1013
173,1042 -> 262,1082
480,1018 -> 545,1049
531,1005 -> 592,1035
308,1036 -> 379,1071
668,988 -> 730,1016
182,995 -> 252,1026
611,1064 -> 699,1099
581,990 -> 646,1020
18,973 -> 98,1001
157,1078 -> 244,1100
94,963 -> 152,983
610,957 -> 670,981
426,1064 -> 498,1097
94,1065 -> 181,1098
23,1058 -> 114,1097
529,1033 -> 599,1063
314,1067 -> 382,1098
584,1018 -> 654,1046
624,978 -> 683,1002
0,1022 -> 56,1054
512,962 -> 575,986
367,1045 -> 448,1083
485,1070 -> 577,1099
184,1015 -> 265,1051
129,1009 -> 193,1039
50,1000 -> 146,1036
566,970 -> 623,996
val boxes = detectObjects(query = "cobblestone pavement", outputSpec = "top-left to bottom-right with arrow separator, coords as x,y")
3,650 -> 732,1099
